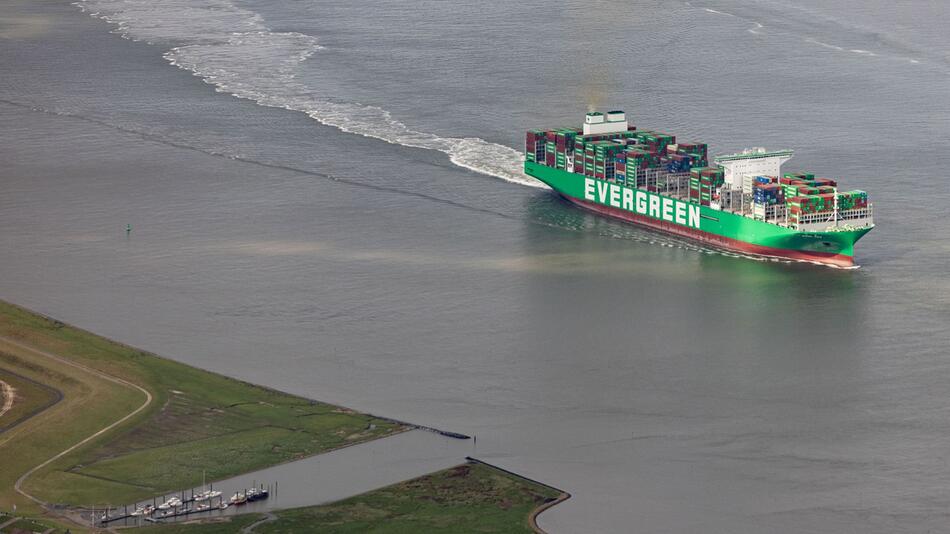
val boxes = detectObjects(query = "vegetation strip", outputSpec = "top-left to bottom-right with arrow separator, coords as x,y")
465,457 -> 571,534
0,300 -> 403,530
0,301 -> 571,533
135,461 -> 565,534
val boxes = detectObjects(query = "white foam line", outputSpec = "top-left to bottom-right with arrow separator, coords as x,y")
75,0 -> 544,190
73,0 -> 862,270
805,38 -> 845,51
699,6 -> 762,35
805,37 -> 921,65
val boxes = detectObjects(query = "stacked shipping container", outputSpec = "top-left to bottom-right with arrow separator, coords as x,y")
525,117 -> 868,228
752,176 -> 785,205
688,167 -> 724,205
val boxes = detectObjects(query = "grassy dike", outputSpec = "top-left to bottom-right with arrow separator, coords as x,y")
0,300 -> 403,524
138,462 -> 563,534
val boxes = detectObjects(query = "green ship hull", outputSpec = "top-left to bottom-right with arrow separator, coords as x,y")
525,161 -> 873,267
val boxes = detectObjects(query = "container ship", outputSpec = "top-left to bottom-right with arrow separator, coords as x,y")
524,110 -> 874,267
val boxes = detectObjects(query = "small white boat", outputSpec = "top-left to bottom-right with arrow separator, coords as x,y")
195,489 -> 223,502
157,497 -> 181,510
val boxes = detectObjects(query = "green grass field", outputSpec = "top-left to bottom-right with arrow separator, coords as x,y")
0,300 -> 404,525
0,368 -> 60,433
0,302 -> 567,534
0,512 -> 63,534
137,462 -> 562,534
135,514 -> 264,533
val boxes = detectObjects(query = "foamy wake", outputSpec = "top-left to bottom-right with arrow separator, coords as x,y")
74,0 -> 544,189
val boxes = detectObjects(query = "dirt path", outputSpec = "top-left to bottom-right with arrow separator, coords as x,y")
241,511 -> 277,533
0,379 -> 14,420
0,335 -> 153,524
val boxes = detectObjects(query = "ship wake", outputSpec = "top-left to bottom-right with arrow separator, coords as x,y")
74,0 -> 543,190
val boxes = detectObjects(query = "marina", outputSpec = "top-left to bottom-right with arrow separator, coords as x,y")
97,485 -> 259,526
93,429 -> 469,527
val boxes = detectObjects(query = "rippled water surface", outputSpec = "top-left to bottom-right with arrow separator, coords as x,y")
2,0 -> 950,531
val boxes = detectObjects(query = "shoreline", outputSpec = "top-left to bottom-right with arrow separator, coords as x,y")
0,299 -> 569,532
465,457 -> 571,534
0,298 -> 408,525
0,300 -> 470,443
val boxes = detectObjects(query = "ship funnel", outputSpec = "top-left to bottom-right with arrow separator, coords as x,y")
585,112 -> 605,124
583,110 -> 628,135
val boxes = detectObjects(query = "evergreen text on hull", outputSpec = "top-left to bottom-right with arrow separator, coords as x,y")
524,111 -> 874,267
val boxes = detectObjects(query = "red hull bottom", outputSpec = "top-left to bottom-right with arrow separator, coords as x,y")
565,195 -> 855,267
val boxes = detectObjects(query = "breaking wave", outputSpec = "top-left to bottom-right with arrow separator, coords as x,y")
74,0 -> 542,189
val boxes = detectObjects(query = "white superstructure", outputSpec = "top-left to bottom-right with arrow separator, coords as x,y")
583,110 -> 629,135
715,148 -> 793,193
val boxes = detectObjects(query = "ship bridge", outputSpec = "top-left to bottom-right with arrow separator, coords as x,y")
715,148 -> 794,193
